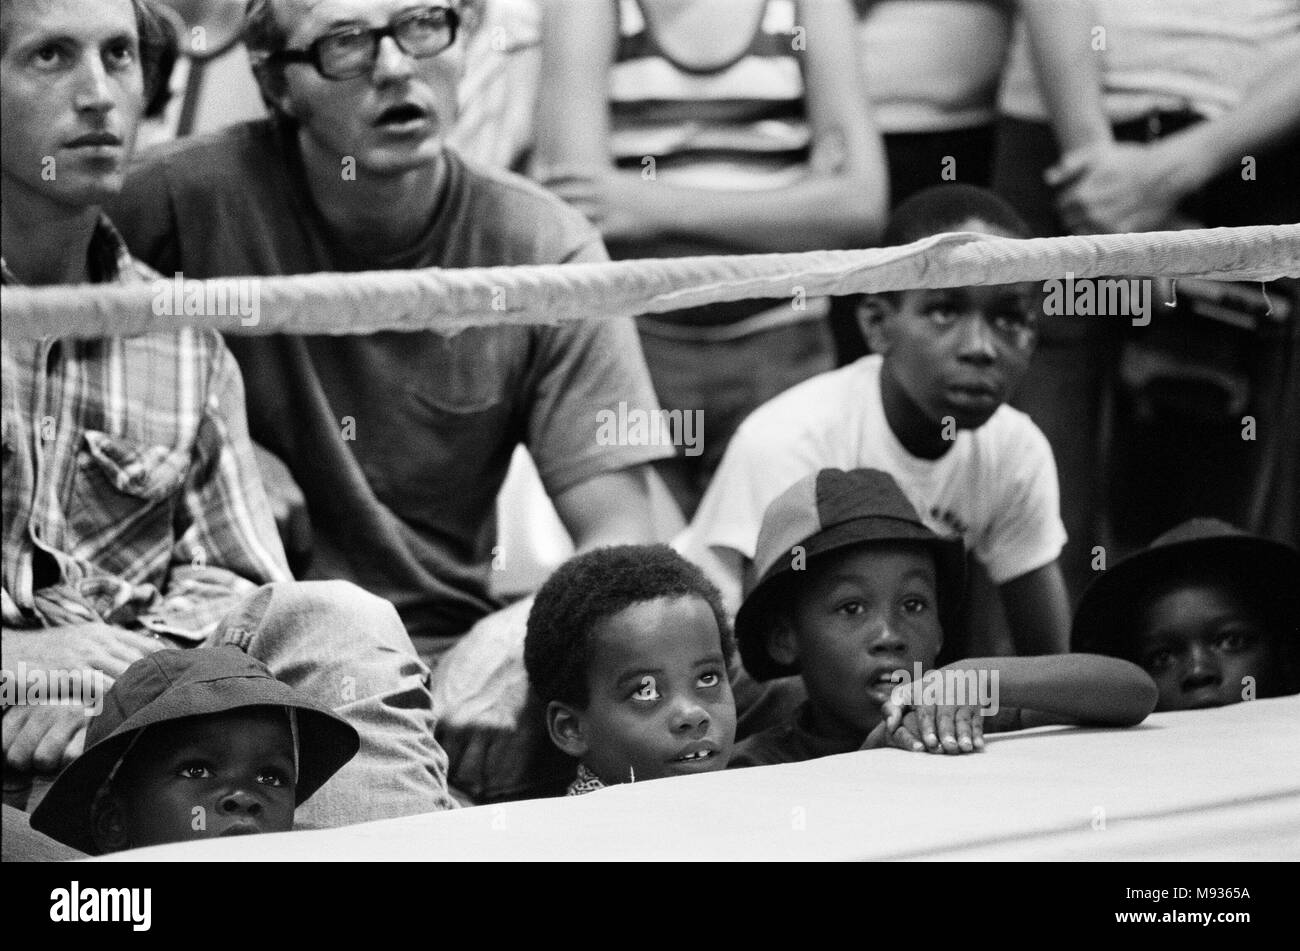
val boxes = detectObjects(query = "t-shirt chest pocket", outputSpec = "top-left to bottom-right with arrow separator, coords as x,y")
68,430 -> 191,561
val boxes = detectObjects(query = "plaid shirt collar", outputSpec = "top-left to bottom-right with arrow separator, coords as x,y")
0,214 -> 140,288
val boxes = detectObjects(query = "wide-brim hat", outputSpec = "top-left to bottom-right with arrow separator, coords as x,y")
1072,517 -> 1300,658
735,468 -> 966,681
31,644 -> 359,854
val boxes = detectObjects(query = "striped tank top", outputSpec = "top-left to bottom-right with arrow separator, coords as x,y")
608,0 -> 816,330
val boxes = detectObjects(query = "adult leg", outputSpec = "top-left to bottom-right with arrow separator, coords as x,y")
212,581 -> 456,827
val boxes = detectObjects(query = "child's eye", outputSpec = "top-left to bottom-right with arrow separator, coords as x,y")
1143,649 -> 1174,673
1216,630 -> 1254,652
177,763 -> 212,779
257,769 -> 289,788
990,311 -> 1031,332
901,596 -> 929,614
697,671 -> 721,689
630,676 -> 660,702
837,600 -> 866,617
924,303 -> 961,326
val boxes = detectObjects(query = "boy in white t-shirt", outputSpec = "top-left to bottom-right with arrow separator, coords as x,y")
684,184 -> 1070,660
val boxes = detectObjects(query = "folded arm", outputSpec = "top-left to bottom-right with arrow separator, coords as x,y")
533,0 -> 887,253
948,653 -> 1157,730
553,466 -> 663,552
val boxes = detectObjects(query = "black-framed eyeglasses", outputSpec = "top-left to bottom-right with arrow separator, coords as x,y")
274,5 -> 460,80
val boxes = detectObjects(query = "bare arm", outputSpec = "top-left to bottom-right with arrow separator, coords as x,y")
1019,0 -> 1111,156
533,0 -> 887,253
1050,36 -> 1300,232
998,560 -> 1071,655
946,653 -> 1157,729
1162,40 -> 1300,189
532,0 -> 617,189
552,467 -> 662,552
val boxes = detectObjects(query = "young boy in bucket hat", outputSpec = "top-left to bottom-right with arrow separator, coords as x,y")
30,646 -> 358,854
1072,519 -> 1300,712
730,468 -> 1156,767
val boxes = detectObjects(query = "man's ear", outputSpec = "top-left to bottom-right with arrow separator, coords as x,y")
90,791 -> 130,854
271,83 -> 298,121
766,613 -> 800,669
545,701 -> 589,759
250,61 -> 297,120
857,295 -> 896,355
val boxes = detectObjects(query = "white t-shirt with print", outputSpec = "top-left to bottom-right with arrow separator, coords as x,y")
681,355 -> 1066,605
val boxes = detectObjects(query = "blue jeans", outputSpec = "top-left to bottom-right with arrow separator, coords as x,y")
213,580 -> 457,826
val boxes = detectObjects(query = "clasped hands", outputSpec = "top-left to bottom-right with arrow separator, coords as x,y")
1045,136 -> 1200,236
860,670 -> 988,755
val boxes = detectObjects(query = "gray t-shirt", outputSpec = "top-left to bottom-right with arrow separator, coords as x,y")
111,118 -> 671,639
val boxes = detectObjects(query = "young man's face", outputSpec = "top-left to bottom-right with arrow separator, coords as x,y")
866,221 -> 1039,432
104,708 -> 297,850
274,0 -> 464,176
779,544 -> 943,738
0,0 -> 144,210
1135,582 -> 1281,712
570,595 -> 736,784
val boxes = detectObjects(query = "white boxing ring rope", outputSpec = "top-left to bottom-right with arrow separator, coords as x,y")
3,225 -> 1299,340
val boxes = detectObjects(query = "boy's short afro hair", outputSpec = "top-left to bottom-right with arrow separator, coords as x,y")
883,183 -> 1034,247
524,544 -> 734,709
840,184 -> 1036,319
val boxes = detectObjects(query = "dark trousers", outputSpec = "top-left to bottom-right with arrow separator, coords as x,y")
992,113 -> 1300,602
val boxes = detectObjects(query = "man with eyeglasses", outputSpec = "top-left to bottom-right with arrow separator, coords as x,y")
110,0 -> 673,801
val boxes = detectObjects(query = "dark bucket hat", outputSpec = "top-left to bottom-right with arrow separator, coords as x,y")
1072,517 -> 1300,657
735,468 -> 966,681
30,645 -> 359,854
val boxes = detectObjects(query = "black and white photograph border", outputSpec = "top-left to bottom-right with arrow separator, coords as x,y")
1,0 -> 1298,887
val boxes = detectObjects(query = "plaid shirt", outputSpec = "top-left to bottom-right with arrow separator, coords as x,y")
2,216 -> 289,640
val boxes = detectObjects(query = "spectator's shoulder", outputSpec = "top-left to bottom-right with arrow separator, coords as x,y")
126,118 -> 281,194
446,148 -> 605,264
979,401 -> 1055,461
